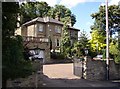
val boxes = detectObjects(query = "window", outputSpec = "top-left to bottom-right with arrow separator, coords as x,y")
70,31 -> 74,37
38,24 -> 43,32
55,26 -> 61,33
55,38 -> 60,47
70,40 -> 73,45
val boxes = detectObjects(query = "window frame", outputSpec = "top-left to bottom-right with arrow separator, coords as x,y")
55,26 -> 61,33
38,24 -> 43,32
55,38 -> 60,47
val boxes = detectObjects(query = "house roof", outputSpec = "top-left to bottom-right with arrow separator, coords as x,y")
68,26 -> 80,31
22,17 -> 63,26
22,17 -> 80,31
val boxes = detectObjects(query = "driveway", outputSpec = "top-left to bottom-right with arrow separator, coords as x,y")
43,63 -> 79,79
42,63 -> 120,87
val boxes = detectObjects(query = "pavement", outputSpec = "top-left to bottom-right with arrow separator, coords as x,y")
41,63 -> 120,88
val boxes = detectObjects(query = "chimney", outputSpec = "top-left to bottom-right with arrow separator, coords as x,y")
55,13 -> 60,21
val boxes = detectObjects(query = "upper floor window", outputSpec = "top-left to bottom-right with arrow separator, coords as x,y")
38,24 -> 43,32
55,38 -> 60,47
70,31 -> 74,37
55,26 -> 61,33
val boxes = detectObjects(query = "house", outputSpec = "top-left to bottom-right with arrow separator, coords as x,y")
15,17 -> 80,63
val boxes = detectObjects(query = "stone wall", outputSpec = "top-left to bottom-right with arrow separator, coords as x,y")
83,56 -> 120,80
6,59 -> 43,87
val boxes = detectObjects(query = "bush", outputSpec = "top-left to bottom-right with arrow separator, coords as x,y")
115,54 -> 120,64
88,49 -> 97,58
51,52 -> 65,59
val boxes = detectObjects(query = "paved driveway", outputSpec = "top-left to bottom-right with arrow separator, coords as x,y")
42,63 -> 120,87
43,63 -> 79,79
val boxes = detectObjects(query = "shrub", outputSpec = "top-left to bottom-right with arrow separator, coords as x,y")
51,52 -> 65,59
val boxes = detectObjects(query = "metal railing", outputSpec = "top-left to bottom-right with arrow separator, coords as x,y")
22,36 -> 49,43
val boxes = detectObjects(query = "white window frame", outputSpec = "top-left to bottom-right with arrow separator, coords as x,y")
55,26 -> 61,33
38,24 -> 43,32
55,38 -> 60,47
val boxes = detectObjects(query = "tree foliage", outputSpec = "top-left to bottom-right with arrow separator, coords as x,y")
72,30 -> 88,57
91,5 -> 120,36
78,30 -> 89,48
20,2 -> 76,26
20,2 -> 51,23
2,2 -> 32,87
48,5 -> 76,26
90,4 -> 120,61
89,30 -> 106,53
61,23 -> 71,58
110,41 -> 120,63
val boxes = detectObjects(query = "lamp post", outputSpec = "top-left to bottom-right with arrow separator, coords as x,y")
84,48 -> 88,56
105,0 -> 109,80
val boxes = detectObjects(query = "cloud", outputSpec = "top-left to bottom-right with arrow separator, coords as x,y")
101,0 -> 120,6
59,0 -> 86,8
59,0 -> 111,8
34,0 -> 120,9
36,0 -> 59,6
109,0 -> 120,5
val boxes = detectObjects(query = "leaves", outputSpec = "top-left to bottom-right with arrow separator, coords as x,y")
20,2 -> 76,26
89,30 -> 106,52
2,2 -> 32,84
71,30 -> 88,57
110,41 -> 119,55
91,5 -> 120,36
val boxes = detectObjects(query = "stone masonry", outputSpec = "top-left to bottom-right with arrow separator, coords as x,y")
6,59 -> 43,87
83,56 -> 120,80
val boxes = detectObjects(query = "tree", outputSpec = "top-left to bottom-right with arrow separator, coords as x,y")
78,30 -> 89,48
72,30 -> 89,57
2,2 -> 32,87
20,2 -> 51,24
91,5 -> 120,36
89,30 -> 106,54
61,22 -> 71,58
91,5 -> 120,59
49,5 -> 76,26
110,41 -> 120,63
20,2 -> 76,26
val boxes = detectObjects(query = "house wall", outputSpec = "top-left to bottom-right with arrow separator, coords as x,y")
17,20 -> 79,63
15,27 -> 21,35
25,42 -> 50,63
45,23 -> 62,51
27,24 -> 35,37
21,26 -> 27,36
68,29 -> 78,40
36,23 -> 46,37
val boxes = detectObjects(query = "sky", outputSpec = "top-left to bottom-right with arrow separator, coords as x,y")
34,0 -> 120,38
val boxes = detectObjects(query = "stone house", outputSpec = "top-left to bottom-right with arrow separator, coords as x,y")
15,17 -> 80,63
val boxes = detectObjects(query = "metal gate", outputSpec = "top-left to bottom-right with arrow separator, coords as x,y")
73,58 -> 84,78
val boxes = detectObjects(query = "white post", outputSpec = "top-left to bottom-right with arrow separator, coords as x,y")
105,0 -> 109,80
